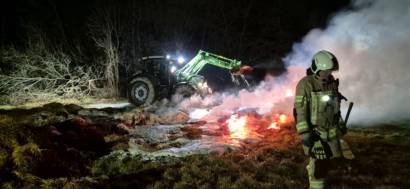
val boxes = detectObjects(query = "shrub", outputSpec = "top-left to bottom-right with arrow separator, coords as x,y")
0,46 -> 104,105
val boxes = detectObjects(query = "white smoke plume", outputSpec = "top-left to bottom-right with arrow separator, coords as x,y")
284,0 -> 410,125
178,0 -> 410,126
177,73 -> 297,122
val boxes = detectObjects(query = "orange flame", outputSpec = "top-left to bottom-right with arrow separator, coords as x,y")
279,114 -> 287,124
226,114 -> 248,139
285,89 -> 293,97
267,113 -> 288,130
224,112 -> 290,139
267,122 -> 279,130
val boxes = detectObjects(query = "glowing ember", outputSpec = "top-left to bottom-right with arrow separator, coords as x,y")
268,122 -> 279,130
223,111 -> 291,139
279,114 -> 287,124
285,89 -> 293,97
226,114 -> 248,139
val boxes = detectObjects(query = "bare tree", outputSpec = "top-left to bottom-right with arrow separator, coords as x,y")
0,36 -> 103,104
88,3 -> 121,97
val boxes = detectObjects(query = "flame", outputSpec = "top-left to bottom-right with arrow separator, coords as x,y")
226,114 -> 248,139
285,89 -> 293,97
279,114 -> 287,124
268,113 -> 288,130
268,122 -> 279,130
224,112 -> 291,139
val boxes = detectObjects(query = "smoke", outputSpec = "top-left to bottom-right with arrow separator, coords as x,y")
284,0 -> 410,125
178,0 -> 410,126
177,74 -> 297,122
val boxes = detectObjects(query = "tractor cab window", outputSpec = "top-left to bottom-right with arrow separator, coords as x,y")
141,59 -> 155,73
151,59 -> 168,73
152,58 -> 174,86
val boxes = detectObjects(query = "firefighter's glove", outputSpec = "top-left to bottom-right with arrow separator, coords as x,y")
311,140 -> 327,160
300,132 -> 314,147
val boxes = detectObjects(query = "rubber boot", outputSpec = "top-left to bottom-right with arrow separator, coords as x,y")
306,158 -> 324,189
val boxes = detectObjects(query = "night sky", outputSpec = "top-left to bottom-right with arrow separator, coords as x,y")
1,0 -> 350,80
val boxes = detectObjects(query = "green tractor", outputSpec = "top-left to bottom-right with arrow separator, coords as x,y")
127,50 -> 250,106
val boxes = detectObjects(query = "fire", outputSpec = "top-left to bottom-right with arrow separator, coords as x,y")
279,114 -> 287,123
285,89 -> 293,97
268,113 -> 288,130
270,113 -> 289,124
224,112 -> 291,139
267,122 -> 279,130
226,114 -> 248,139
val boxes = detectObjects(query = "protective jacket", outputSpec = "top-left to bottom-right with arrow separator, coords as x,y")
294,74 -> 345,141
295,74 -> 354,189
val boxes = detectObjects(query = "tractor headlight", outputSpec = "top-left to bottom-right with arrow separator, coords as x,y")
177,56 -> 185,64
197,81 -> 208,89
198,81 -> 204,88
170,65 -> 177,73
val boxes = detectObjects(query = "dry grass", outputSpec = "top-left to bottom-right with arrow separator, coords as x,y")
84,124 -> 410,189
1,104 -> 409,189
0,96 -> 127,110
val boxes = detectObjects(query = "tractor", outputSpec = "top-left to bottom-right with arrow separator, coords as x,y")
127,50 -> 250,106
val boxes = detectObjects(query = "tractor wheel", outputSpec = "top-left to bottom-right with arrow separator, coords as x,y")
128,76 -> 156,106
174,84 -> 195,98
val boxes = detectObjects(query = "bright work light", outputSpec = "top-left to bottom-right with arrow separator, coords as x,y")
321,95 -> 330,102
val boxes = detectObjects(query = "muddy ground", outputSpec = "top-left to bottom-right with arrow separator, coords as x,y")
0,103 -> 409,189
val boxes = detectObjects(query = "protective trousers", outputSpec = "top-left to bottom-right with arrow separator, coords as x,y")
303,137 -> 354,189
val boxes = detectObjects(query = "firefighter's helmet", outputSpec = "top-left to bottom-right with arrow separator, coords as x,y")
311,50 -> 339,74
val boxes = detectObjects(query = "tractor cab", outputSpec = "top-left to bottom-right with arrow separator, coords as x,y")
138,56 -> 177,87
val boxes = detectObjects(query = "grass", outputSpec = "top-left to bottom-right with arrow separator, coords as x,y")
1,103 -> 410,188
0,96 -> 127,110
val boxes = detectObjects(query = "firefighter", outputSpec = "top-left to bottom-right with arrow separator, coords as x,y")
294,50 -> 354,189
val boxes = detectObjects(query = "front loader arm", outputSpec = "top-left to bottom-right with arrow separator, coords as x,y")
176,50 -> 242,81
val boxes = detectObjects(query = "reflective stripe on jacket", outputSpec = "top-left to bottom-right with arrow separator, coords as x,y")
294,75 -> 341,136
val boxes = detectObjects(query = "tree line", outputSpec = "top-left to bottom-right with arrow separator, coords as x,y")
0,0 -> 349,104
